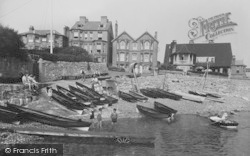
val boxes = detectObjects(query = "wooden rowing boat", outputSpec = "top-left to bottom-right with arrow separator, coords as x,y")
7,104 -> 91,131
129,90 -> 148,101
118,91 -> 139,103
56,85 -> 92,107
154,101 -> 177,115
136,105 -> 171,119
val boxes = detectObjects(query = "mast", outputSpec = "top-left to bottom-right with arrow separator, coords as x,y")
50,0 -> 53,54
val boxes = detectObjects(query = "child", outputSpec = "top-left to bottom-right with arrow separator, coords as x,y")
110,108 -> 118,125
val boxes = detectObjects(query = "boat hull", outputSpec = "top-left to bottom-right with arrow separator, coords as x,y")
136,105 -> 170,119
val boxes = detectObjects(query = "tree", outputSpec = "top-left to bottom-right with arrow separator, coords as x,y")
0,25 -> 26,59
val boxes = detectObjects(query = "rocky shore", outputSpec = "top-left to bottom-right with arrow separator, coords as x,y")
1,72 -> 250,144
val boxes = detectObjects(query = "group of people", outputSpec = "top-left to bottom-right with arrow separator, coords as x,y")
22,74 -> 38,90
90,108 -> 118,129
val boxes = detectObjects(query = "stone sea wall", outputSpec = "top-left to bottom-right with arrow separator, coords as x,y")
38,59 -> 108,82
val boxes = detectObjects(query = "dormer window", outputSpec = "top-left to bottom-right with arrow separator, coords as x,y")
78,24 -> 83,27
132,43 -> 137,50
120,41 -> 125,49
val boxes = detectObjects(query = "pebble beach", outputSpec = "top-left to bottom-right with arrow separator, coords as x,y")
1,72 -> 250,145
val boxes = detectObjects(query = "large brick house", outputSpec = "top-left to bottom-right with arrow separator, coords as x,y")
64,16 -> 114,65
112,31 -> 158,71
20,26 -> 68,50
164,41 -> 233,73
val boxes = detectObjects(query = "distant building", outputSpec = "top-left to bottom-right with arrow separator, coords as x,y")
230,56 -> 247,78
164,40 -> 233,73
112,31 -> 158,71
20,26 -> 68,50
65,16 -> 114,64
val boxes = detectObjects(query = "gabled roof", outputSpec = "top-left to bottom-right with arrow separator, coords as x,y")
173,44 -> 194,54
165,43 -> 233,67
71,21 -> 112,31
112,31 -> 135,42
20,30 -> 63,36
135,31 -> 159,43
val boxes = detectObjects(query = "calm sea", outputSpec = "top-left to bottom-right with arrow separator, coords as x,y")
45,112 -> 250,156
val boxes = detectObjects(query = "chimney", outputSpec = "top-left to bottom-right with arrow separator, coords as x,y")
232,55 -> 236,65
115,21 -> 118,38
154,31 -> 158,40
29,26 -> 34,32
170,40 -> 177,53
101,16 -> 108,24
64,26 -> 69,38
189,40 -> 194,44
80,16 -> 88,24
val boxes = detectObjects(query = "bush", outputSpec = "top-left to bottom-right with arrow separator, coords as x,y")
26,47 -> 94,62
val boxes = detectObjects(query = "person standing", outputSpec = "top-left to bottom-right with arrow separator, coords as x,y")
97,108 -> 103,129
46,87 -> 53,101
80,69 -> 85,82
110,108 -> 118,125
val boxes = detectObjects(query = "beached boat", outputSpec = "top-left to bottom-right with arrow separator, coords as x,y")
69,85 -> 107,106
209,116 -> 238,129
188,90 -> 207,97
118,91 -> 139,103
171,91 -> 205,103
136,105 -> 171,119
129,90 -> 148,101
6,104 -> 91,131
140,89 -> 158,98
56,85 -> 92,107
154,101 -> 177,115
52,89 -> 87,114
0,105 -> 20,123
76,82 -> 118,105
150,88 -> 182,100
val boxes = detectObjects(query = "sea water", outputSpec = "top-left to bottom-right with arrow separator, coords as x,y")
46,112 -> 250,156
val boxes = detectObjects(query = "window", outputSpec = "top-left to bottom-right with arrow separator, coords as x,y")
132,43 -> 137,50
84,33 -> 88,40
42,38 -> 47,42
100,24 -> 103,28
89,32 -> 93,40
120,41 -> 125,49
144,53 -> 149,62
97,50 -> 101,53
132,53 -> 137,61
97,43 -> 101,50
73,32 -> 79,38
120,53 -> 125,61
98,31 -> 102,40
150,54 -> 153,62
144,41 -> 150,49
84,44 -> 87,50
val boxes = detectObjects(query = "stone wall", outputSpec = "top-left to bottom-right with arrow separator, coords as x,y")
38,59 -> 108,82
0,57 -> 34,78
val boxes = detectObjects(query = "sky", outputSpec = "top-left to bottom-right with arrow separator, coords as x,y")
1,0 -> 250,67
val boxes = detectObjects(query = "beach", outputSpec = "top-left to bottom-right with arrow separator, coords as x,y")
1,72 -> 250,145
